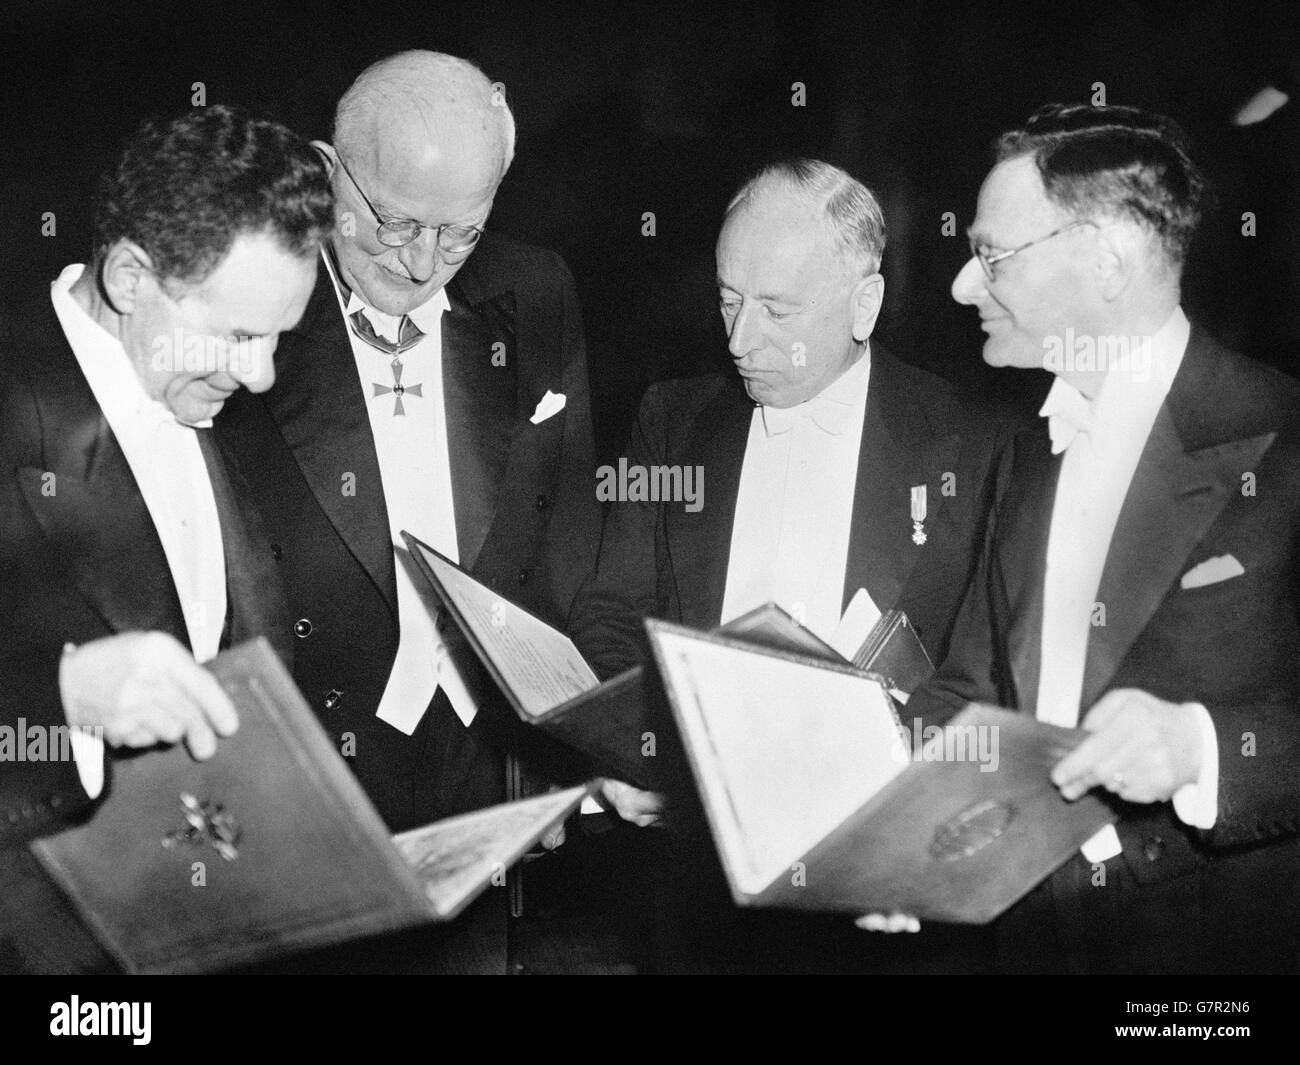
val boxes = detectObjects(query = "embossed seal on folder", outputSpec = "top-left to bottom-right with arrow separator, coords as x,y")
929,799 -> 1016,861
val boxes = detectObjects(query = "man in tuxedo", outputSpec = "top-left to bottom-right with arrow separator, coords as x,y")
908,103 -> 1300,973
218,50 -> 599,835
574,160 -> 1010,677
570,160 -> 1015,971
0,105 -> 332,970
215,52 -> 600,972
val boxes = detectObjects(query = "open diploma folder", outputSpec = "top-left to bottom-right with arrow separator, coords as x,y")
646,620 -> 1118,924
402,531 -> 842,789
30,639 -> 592,974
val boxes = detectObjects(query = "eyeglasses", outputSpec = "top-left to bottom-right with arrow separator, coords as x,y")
333,151 -> 484,256
968,219 -> 1096,281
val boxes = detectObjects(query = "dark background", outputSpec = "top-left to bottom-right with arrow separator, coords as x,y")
4,0 -> 1299,457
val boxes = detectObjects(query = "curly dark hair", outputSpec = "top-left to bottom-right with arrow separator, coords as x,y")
93,104 -> 333,286
996,103 -> 1208,268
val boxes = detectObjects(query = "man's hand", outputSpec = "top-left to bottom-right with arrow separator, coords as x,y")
60,632 -> 239,760
854,912 -> 921,933
540,820 -> 566,851
597,779 -> 665,827
1051,687 -> 1204,804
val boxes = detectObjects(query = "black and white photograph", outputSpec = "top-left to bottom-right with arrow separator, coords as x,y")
0,0 -> 1295,1037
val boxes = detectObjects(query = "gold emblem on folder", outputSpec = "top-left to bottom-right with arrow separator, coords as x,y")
161,793 -> 242,862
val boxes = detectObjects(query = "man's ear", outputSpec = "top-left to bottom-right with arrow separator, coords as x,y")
1094,222 -> 1137,302
99,240 -> 154,315
851,272 -> 885,342
310,140 -> 337,171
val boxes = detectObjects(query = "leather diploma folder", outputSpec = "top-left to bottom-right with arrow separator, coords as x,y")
30,639 -> 592,973
852,608 -> 935,699
402,530 -> 839,790
645,619 -> 1116,924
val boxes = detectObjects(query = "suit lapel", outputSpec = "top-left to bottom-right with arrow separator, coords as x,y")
679,351 -> 965,629
264,265 -> 397,616
17,299 -> 187,643
999,424 -> 1060,715
1000,327 -> 1280,711
196,427 -> 293,664
19,462 -> 189,644
442,277 -> 516,572
841,348 -> 961,614
667,380 -> 752,627
1080,382 -> 1276,708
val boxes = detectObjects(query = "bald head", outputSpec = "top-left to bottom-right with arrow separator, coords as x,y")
326,50 -> 516,315
334,50 -> 514,182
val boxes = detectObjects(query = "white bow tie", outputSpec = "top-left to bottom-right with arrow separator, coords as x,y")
761,394 -> 856,437
1039,383 -> 1099,455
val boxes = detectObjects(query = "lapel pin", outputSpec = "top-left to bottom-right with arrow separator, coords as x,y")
911,484 -> 928,545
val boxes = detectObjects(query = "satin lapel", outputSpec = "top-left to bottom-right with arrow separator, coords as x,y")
999,423 -> 1060,716
17,310 -> 186,641
1080,409 -> 1275,707
263,266 -> 396,616
197,428 -> 293,664
441,283 -> 516,571
666,381 -> 752,628
841,352 -> 948,614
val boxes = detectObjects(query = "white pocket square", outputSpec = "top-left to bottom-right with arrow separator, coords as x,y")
529,390 -> 566,424
1180,553 -> 1245,590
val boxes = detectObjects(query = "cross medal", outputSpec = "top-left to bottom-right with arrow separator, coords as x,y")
911,484 -> 928,545
373,356 -> 422,416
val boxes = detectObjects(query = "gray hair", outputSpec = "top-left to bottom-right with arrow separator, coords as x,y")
726,159 -> 886,274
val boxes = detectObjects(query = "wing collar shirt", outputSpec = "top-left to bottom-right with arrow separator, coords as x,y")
721,350 -> 872,644
50,263 -> 228,799
321,248 -> 478,733
1037,307 -> 1219,862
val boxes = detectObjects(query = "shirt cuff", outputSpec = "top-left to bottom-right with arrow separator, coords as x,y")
1171,702 -> 1218,829
69,728 -> 106,801
1081,824 -> 1122,863
60,642 -> 106,801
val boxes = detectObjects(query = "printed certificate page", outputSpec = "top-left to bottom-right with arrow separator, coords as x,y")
413,541 -> 599,717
